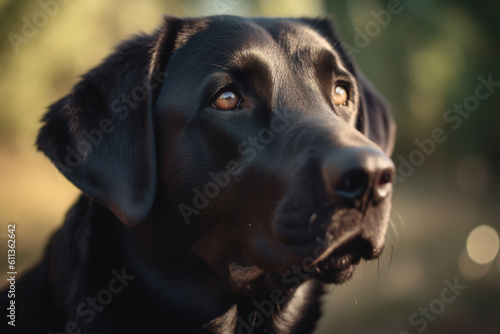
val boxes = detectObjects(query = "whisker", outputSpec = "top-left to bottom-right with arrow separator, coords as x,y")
345,283 -> 359,310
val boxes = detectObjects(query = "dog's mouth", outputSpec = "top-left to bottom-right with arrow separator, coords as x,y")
229,234 -> 368,292
309,235 -> 370,283
218,201 -> 390,296
234,207 -> 386,289
313,254 -> 358,282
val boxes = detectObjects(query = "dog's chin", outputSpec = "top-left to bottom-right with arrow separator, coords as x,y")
226,256 -> 360,296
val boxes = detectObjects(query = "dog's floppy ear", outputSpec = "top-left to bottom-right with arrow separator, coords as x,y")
36,16 -> 184,225
357,74 -> 396,155
297,16 -> 396,156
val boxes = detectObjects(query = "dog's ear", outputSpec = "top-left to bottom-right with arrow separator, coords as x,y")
296,17 -> 396,156
36,16 -> 185,225
356,75 -> 396,156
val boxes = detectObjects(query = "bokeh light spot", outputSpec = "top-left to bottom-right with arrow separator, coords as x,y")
466,225 -> 500,265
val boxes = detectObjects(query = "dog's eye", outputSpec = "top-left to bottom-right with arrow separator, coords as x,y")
333,85 -> 349,106
213,91 -> 241,110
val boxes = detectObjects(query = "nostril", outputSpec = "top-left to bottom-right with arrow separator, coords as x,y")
378,169 -> 393,186
373,168 -> 395,203
336,170 -> 369,199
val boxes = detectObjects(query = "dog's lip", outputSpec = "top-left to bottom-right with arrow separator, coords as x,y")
307,228 -> 363,268
311,248 -> 361,283
247,236 -> 362,286
234,231 -> 372,289
254,227 -> 364,273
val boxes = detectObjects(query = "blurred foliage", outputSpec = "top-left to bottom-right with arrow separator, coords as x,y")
0,1 -> 499,333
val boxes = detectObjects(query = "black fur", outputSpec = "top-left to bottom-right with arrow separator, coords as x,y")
1,15 -> 396,334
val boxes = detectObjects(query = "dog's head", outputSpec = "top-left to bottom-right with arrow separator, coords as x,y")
38,16 -> 395,295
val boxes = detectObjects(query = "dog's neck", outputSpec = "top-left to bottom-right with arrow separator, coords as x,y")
50,196 -> 324,333
120,211 -> 326,333
122,254 -> 324,334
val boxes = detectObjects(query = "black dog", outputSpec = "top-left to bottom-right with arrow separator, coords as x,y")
1,15 -> 396,334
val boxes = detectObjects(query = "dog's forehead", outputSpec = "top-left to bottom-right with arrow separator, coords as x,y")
173,16 -> 344,70
266,20 -> 335,54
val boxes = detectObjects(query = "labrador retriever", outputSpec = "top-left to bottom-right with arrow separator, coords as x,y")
0,15 -> 396,334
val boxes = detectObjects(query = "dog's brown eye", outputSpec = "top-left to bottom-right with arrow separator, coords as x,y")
333,85 -> 348,106
213,91 -> 241,110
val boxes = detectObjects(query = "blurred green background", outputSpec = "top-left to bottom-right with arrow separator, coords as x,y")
0,0 -> 499,333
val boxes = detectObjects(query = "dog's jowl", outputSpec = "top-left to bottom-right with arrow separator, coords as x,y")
0,15 -> 396,334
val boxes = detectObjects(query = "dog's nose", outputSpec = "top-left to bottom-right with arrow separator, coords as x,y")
321,146 -> 395,205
